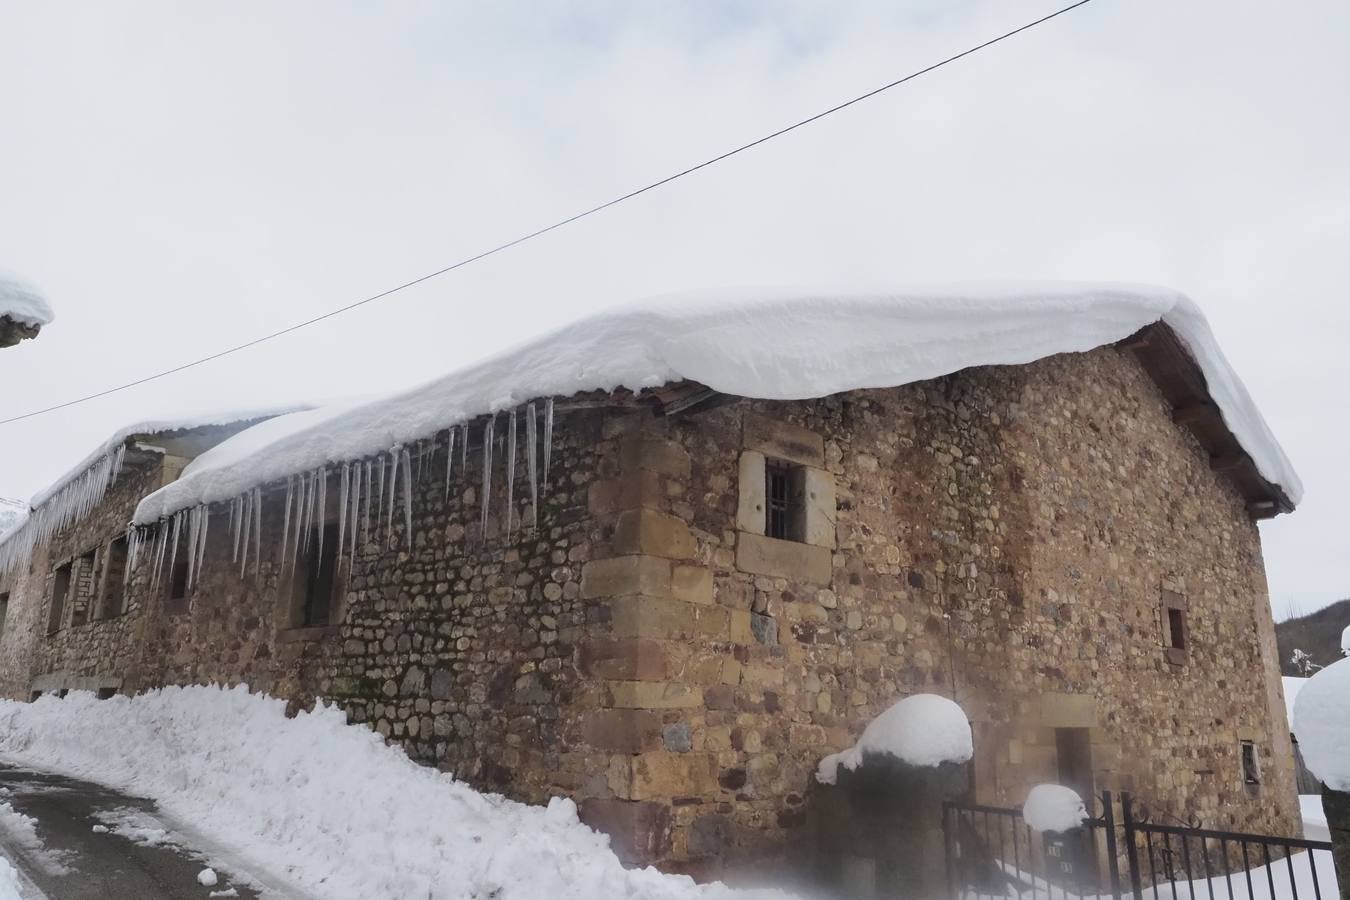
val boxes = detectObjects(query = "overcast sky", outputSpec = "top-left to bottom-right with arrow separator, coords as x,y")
1,0 -> 1346,620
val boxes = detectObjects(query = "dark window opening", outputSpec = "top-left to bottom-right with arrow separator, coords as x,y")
48,561 -> 72,634
1166,608 -> 1186,650
164,530 -> 192,615
764,461 -> 806,541
28,691 -> 41,703
69,548 -> 98,627
295,522 -> 340,627
0,591 -> 8,639
96,687 -> 117,700
57,688 -> 69,699
99,537 -> 129,619
1241,740 -> 1261,785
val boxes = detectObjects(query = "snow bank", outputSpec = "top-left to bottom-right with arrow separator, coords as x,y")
0,686 -> 791,900
136,283 -> 1302,526
1292,657 -> 1350,791
1342,624 -> 1349,656
816,693 -> 972,784
1022,785 -> 1088,833
1283,676 -> 1306,726
0,857 -> 21,900
0,272 -> 53,328
1300,795 -> 1329,842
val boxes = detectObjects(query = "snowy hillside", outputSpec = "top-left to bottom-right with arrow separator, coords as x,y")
0,687 -> 791,900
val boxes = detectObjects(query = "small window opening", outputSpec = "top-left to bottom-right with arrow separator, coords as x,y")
0,592 -> 8,639
57,688 -> 69,699
48,561 -> 72,634
1166,608 -> 1186,650
764,461 -> 806,541
69,548 -> 98,627
96,687 -> 117,700
99,537 -> 129,619
164,530 -> 192,615
295,522 -> 340,627
1241,741 -> 1261,785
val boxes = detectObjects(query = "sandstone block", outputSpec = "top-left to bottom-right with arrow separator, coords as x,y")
607,596 -> 728,641
608,681 -> 704,710
581,556 -> 671,600
671,565 -> 713,605
577,798 -> 672,865
620,435 -> 691,478
612,509 -> 695,560
588,470 -> 665,516
630,751 -> 718,800
577,638 -> 669,681
736,533 -> 832,584
737,451 -> 767,535
581,708 -> 664,752
744,414 -> 824,467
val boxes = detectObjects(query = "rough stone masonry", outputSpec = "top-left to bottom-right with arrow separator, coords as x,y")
0,340 -> 1300,887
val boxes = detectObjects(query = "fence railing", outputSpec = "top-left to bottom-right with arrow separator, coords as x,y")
944,791 -> 1335,900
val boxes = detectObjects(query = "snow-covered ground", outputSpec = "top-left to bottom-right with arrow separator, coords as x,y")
0,857 -> 23,900
1299,794 -> 1328,842
0,686 -> 792,900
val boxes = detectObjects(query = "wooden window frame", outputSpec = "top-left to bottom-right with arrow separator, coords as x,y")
1161,589 -> 1187,666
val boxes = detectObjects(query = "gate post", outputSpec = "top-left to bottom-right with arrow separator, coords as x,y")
1101,791 -> 1123,900
942,802 -> 955,900
1121,792 -> 1144,899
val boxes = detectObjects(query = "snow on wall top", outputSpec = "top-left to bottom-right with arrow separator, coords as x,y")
815,693 -> 973,784
0,272 -> 54,327
1292,657 -> 1350,791
1022,784 -> 1089,833
135,283 -> 1302,525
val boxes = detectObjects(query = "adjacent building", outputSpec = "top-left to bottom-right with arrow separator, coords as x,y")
0,286 -> 1305,882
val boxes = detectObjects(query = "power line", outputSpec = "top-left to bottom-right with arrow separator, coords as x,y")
1,0 -> 1096,428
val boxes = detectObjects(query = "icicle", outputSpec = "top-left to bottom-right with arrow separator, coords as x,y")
375,456 -> 386,535
460,423 -> 469,472
125,528 -> 139,587
239,491 -> 252,577
481,415 -> 495,539
414,440 -> 424,487
400,447 -> 414,550
290,478 -> 304,580
363,460 -> 373,547
110,444 -> 126,483
152,520 -> 169,596
168,511 -> 183,587
251,487 -> 262,582
279,477 -> 294,577
444,427 -> 456,503
196,505 -> 210,590
543,398 -> 554,495
526,402 -> 539,533
231,497 -> 242,563
506,408 -> 517,541
301,471 -> 314,554
186,507 -> 199,592
385,448 -> 400,547
96,540 -> 111,608
315,470 -> 327,566
348,462 -> 361,560
338,464 -> 349,567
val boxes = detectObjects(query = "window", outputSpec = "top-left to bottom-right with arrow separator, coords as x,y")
1241,741 -> 1261,785
47,561 -> 72,634
164,530 -> 192,615
0,592 -> 8,639
96,687 -> 117,700
294,522 -> 340,627
99,537 -> 128,619
764,461 -> 806,541
69,548 -> 98,627
1161,589 -> 1187,665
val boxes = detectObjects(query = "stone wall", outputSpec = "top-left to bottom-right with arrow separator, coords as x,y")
0,347 -> 1299,887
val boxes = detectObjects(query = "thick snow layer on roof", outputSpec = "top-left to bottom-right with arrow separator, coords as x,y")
33,406 -> 306,510
1022,785 -> 1089,833
1292,657 -> 1350,791
0,272 -> 53,327
0,686 -> 791,900
1283,676 -> 1307,727
135,283 -> 1302,525
816,693 -> 972,784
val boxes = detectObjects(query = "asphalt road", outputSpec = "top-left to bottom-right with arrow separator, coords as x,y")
0,764 -> 261,899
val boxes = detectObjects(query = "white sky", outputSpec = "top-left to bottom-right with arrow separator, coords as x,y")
1,0 -> 1345,620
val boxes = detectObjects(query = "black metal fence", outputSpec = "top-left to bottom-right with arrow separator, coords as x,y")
944,791 -> 1336,900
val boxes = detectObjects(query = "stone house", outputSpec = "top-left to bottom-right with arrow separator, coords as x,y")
0,287 -> 1305,885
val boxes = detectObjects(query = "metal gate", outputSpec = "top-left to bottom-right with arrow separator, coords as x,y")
944,792 -> 1335,899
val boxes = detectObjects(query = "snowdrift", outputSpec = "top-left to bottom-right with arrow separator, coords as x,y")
0,687 -> 792,900
136,283 -> 1301,525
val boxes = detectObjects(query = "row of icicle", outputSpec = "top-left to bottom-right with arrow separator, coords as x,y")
0,443 -> 127,577
121,401 -> 555,596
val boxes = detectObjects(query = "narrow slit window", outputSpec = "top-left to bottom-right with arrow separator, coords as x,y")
69,548 -> 98,627
764,461 -> 806,542
0,592 -> 8,639
164,530 -> 192,615
295,522 -> 340,627
1240,740 -> 1261,785
99,536 -> 128,619
1166,608 -> 1186,650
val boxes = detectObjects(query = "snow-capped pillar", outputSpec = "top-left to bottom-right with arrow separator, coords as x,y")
1292,655 -> 1350,899
1323,786 -> 1350,900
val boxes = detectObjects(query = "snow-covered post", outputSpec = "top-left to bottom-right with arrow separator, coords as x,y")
813,693 -> 973,899
1292,628 -> 1350,899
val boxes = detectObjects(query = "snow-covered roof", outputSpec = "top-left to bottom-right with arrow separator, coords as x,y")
0,407 -> 306,574
0,272 -> 53,328
135,283 -> 1301,526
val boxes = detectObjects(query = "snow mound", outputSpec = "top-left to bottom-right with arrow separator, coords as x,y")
0,686 -> 792,900
1282,676 -> 1306,726
136,283 -> 1301,526
0,856 -> 21,900
1292,656 -> 1350,791
816,693 -> 972,784
1022,785 -> 1088,833
0,271 -> 53,328
198,867 -> 219,887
